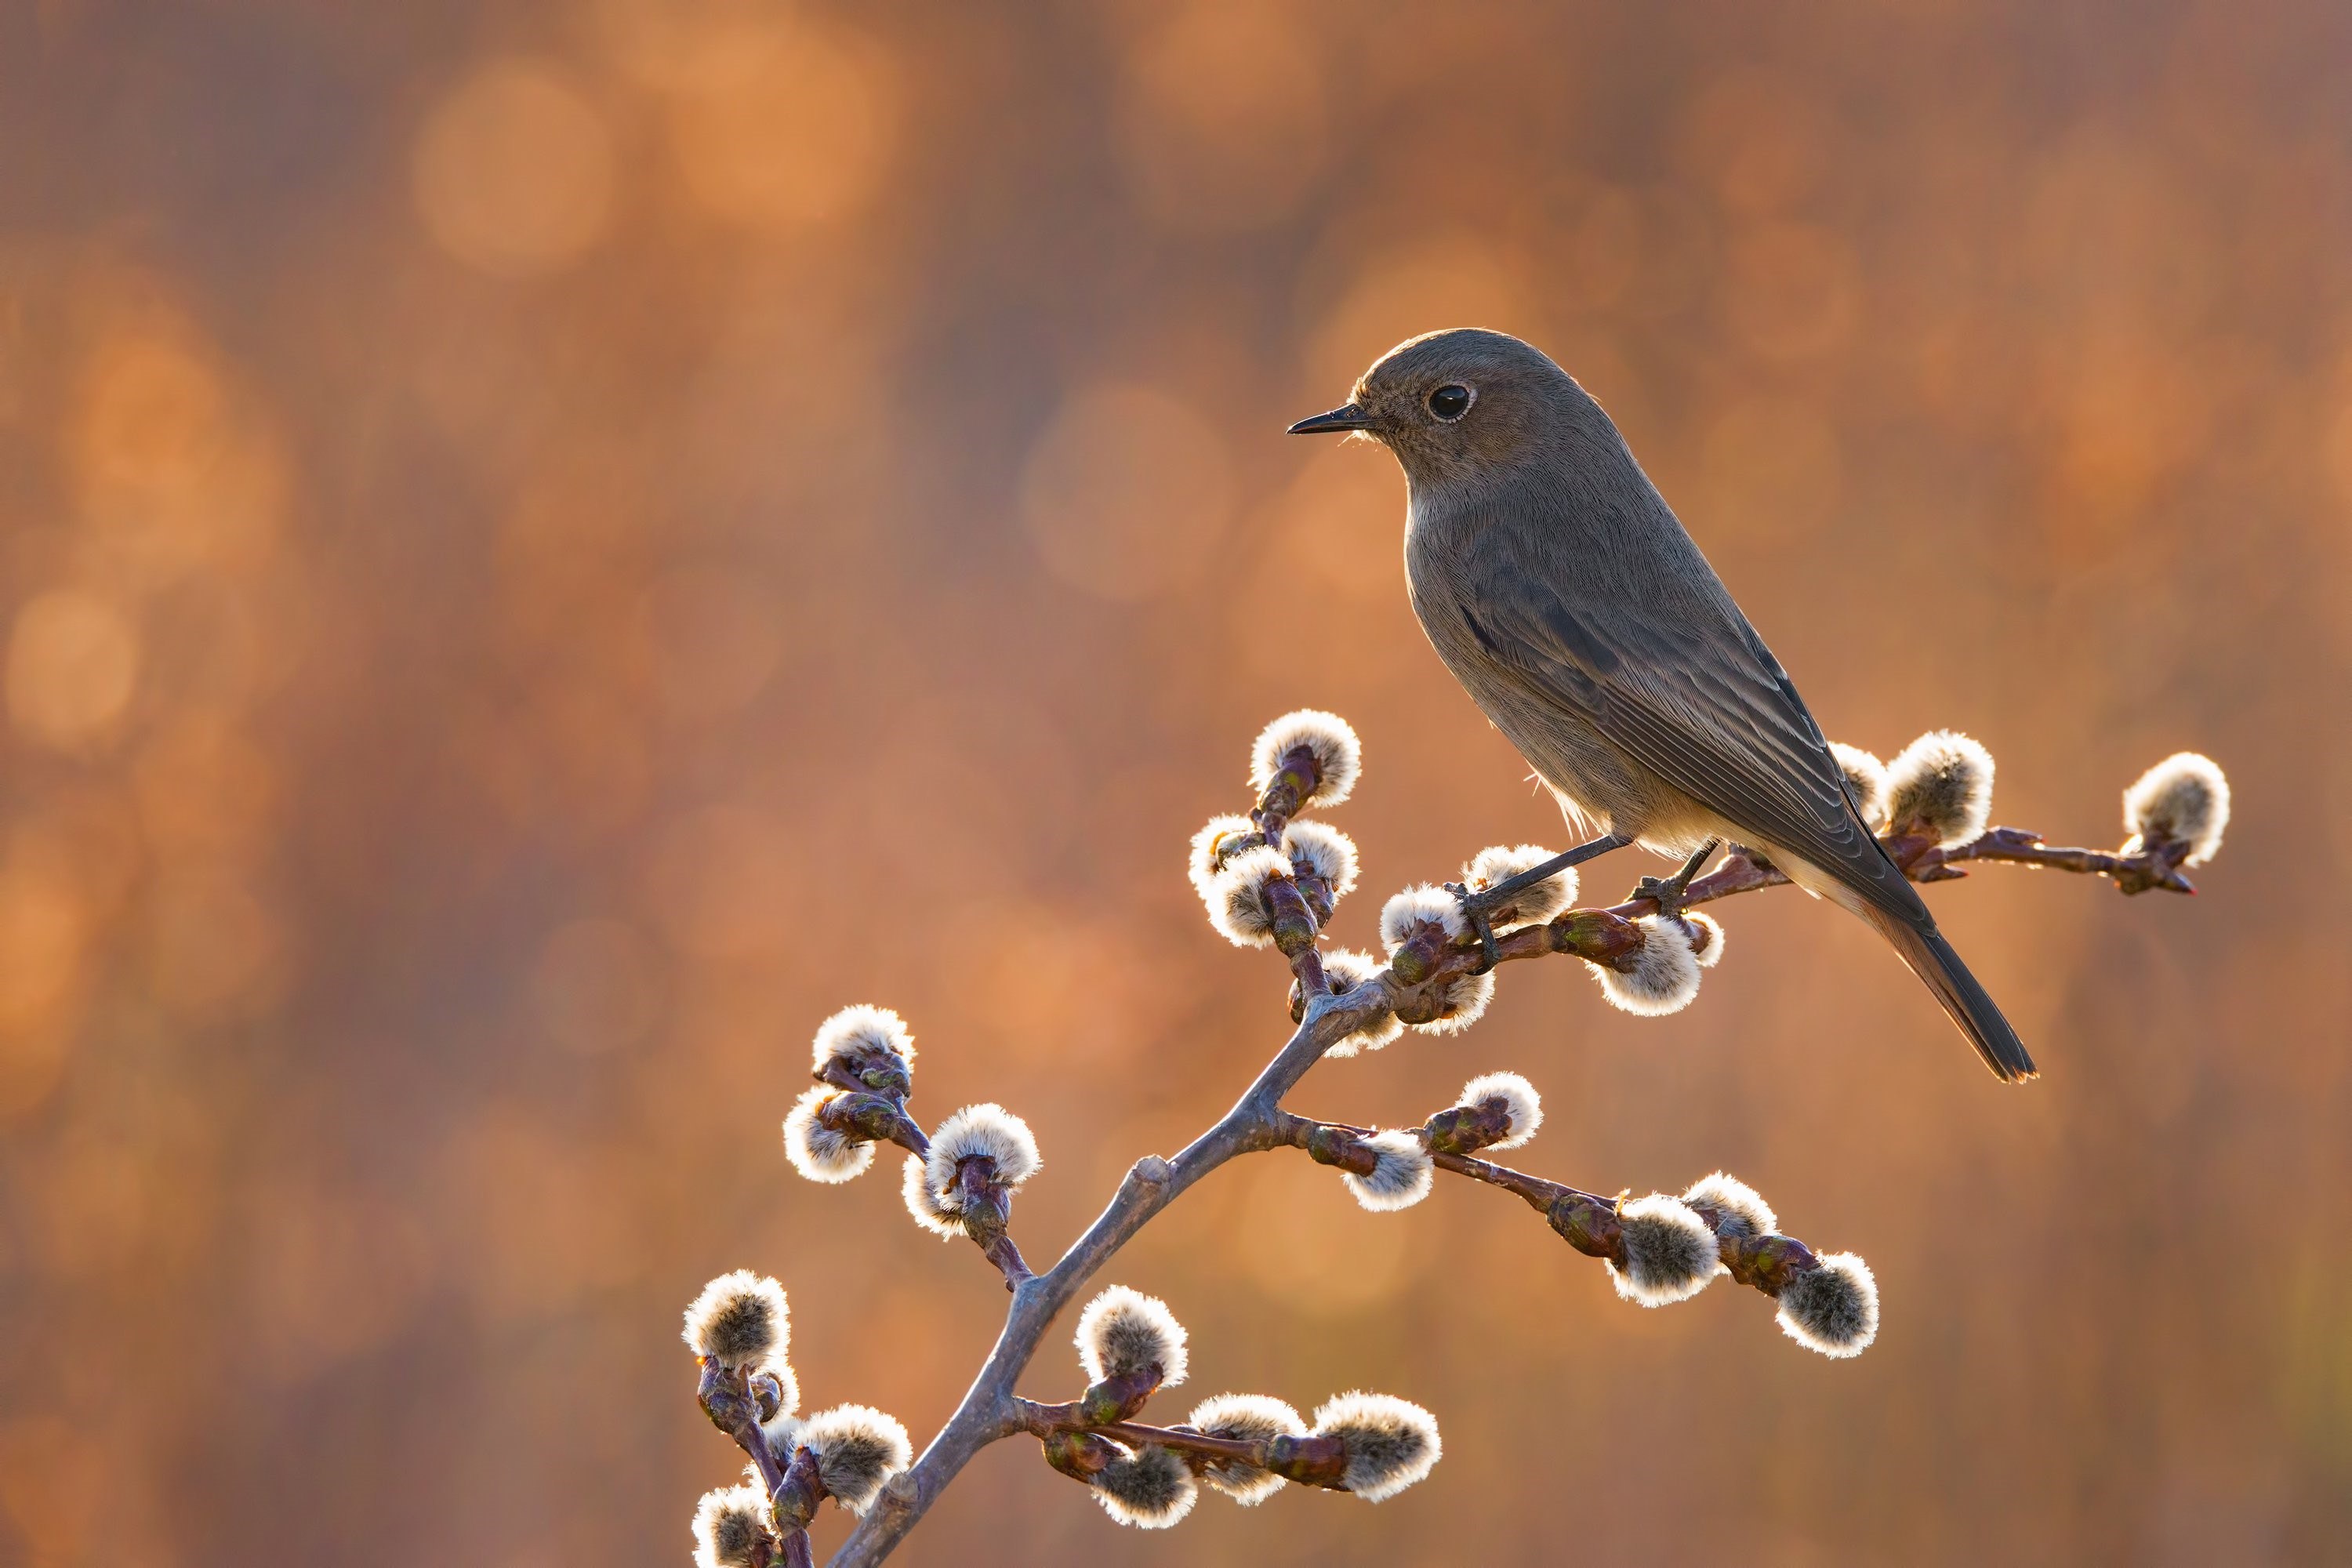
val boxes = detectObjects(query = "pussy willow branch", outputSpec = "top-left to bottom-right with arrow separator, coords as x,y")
700,1358 -> 790,1495
1377,826 -> 2194,1004
1918,825 -> 2195,892
825,815 -> 2178,1566
1272,1110 -> 1824,1294
1009,1403 -> 1357,1491
828,985 -> 1388,1565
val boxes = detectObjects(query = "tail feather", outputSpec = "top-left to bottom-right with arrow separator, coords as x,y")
1859,904 -> 2037,1082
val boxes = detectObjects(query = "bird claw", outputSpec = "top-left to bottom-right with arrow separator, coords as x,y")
1628,839 -> 1719,923
1444,880 -> 1502,974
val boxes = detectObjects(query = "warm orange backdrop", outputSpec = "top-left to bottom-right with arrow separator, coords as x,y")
3,2 -> 2348,1563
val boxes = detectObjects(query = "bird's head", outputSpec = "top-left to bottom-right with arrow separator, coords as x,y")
1288,327 -> 1587,487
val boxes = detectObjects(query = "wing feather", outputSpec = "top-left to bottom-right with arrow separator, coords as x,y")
1465,548 -> 1919,918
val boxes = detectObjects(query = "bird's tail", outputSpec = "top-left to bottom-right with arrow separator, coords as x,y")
1857,903 -> 2038,1083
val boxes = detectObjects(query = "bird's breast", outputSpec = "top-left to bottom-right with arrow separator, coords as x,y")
1402,489 -> 1665,839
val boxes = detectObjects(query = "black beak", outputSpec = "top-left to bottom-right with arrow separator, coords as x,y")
1287,403 -> 1373,435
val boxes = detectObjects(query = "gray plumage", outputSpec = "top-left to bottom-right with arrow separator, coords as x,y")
1295,328 -> 2033,1081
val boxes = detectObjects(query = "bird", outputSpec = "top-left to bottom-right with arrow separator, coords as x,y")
1290,327 -> 2034,1082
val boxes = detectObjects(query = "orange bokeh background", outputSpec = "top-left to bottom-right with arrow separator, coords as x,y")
3,2 -> 2350,1563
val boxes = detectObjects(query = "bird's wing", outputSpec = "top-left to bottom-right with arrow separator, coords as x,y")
1459,543 -> 1918,916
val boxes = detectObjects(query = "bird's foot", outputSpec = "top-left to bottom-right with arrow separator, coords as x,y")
1443,832 -> 1636,975
1628,839 -> 1719,923
1443,881 -> 1503,974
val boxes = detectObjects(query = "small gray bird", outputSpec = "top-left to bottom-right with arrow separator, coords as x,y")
1291,328 -> 2033,1081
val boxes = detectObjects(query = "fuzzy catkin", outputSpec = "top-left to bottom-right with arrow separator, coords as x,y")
1408,968 -> 1495,1036
1607,1195 -> 1722,1307
1594,915 -> 1701,1015
1377,884 -> 1493,1033
1280,819 -> 1359,898
2122,752 -> 2230,865
1209,845 -> 1294,948
1186,1394 -> 1304,1504
1075,1285 -> 1189,1387
1829,742 -> 1889,829
1884,731 -> 1994,848
1777,1252 -> 1879,1358
1463,843 -> 1577,924
1091,1443 -> 1198,1528
1188,814 -> 1258,903
1250,710 -> 1362,808
1342,1130 -> 1434,1212
760,1403 -> 803,1465
1456,1070 -> 1543,1149
1311,1392 -> 1442,1502
1316,949 -> 1405,1057
692,1481 -> 776,1568
752,1357 -> 802,1425
783,1086 -> 877,1184
1683,911 -> 1726,969
1378,884 -> 1467,950
924,1103 -> 1041,1204
900,1153 -> 964,1239
683,1270 -> 790,1369
810,1003 -> 915,1074
799,1404 -> 913,1515
1682,1171 -> 1777,1240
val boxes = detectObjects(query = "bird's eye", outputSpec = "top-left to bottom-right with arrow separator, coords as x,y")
1428,383 -> 1472,422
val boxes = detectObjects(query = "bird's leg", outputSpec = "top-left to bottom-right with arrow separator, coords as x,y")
1628,838 -> 1720,922
1447,832 -> 1635,972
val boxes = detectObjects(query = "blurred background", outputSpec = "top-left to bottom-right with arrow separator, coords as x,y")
2,1 -> 2349,1563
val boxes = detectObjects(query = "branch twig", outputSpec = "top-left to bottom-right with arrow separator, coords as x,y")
822,811 -> 2197,1563
828,982 -> 1390,1564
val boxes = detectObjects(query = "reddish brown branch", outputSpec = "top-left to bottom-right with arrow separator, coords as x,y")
1261,875 -> 1328,997
1428,1142 -> 1823,1298
951,1159 -> 1034,1290
1014,1400 -> 1353,1493
769,1443 -> 831,1535
1276,1114 -> 1830,1302
1390,822 -> 2195,1008
1014,1363 -> 1166,1432
699,1356 -> 833,1566
699,1357 -> 789,1494
1428,1146 -> 1589,1214
979,1232 -> 1033,1289
1269,1109 -> 1381,1174
1095,1421 -> 1353,1491
1910,826 -> 2195,893
1250,742 -> 1321,847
